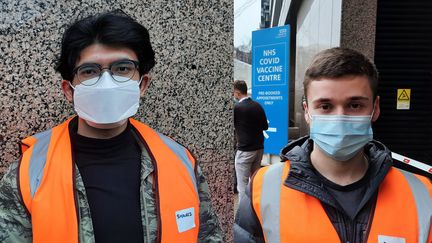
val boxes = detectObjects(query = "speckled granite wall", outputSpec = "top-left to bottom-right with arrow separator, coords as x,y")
0,0 -> 234,240
340,0 -> 377,60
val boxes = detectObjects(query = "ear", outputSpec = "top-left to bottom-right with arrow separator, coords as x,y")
61,80 -> 74,103
139,74 -> 151,97
371,96 -> 381,122
303,101 -> 311,125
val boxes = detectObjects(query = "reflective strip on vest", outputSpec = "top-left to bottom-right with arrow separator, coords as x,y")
19,117 -> 78,243
20,118 -> 200,243
400,170 -> 432,243
260,162 -> 284,243
28,129 -> 52,197
129,119 -> 200,242
256,163 -> 432,243
158,133 -> 198,193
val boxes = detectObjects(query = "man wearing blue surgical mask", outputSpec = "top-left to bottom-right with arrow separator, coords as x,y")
234,48 -> 432,243
0,10 -> 223,243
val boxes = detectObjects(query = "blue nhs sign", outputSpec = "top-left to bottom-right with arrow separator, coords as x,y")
252,25 -> 290,155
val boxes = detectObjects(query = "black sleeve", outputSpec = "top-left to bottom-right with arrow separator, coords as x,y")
233,183 -> 264,243
258,105 -> 268,131
233,104 -> 239,130
233,104 -> 239,149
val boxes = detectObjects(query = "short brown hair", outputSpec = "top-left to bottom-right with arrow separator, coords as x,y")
303,47 -> 378,100
234,80 -> 247,94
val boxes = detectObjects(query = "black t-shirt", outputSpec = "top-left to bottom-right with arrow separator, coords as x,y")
234,98 -> 268,151
69,118 -> 144,243
315,164 -> 371,219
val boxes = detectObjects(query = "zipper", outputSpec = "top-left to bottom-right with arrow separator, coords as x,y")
288,172 -> 338,208
72,163 -> 82,243
16,156 -> 32,219
68,118 -> 82,243
152,170 -> 162,243
132,126 -> 162,243
363,195 -> 377,243
142,173 -> 151,242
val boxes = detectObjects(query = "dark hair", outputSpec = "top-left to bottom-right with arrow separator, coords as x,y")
304,47 -> 379,100
56,10 -> 156,81
234,80 -> 247,94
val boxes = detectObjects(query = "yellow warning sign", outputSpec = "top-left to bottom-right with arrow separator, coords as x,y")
397,89 -> 411,110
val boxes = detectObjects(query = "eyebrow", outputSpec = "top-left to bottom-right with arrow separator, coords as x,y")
349,96 -> 370,101
311,96 -> 370,104
76,59 -> 136,68
311,98 -> 332,104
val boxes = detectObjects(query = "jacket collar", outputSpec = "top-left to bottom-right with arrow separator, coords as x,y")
280,136 -> 393,209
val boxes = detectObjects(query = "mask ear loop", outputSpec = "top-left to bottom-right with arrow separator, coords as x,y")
138,75 -> 143,86
370,101 -> 377,121
303,101 -> 313,121
68,81 -> 76,90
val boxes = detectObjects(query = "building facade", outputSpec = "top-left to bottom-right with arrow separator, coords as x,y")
260,0 -> 432,176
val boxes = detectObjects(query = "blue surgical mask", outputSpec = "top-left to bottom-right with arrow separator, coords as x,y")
309,114 -> 373,161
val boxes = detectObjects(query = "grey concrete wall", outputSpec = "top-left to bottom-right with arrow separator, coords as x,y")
0,0 -> 234,240
340,0 -> 377,60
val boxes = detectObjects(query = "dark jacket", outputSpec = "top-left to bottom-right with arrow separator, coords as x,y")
234,136 -> 393,243
234,98 -> 268,151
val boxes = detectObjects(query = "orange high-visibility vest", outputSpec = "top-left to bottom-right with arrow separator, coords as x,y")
18,117 -> 200,243
252,161 -> 432,243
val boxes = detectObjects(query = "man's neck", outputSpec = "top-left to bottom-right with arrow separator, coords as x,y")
238,94 -> 248,102
77,118 -> 128,139
310,146 -> 369,186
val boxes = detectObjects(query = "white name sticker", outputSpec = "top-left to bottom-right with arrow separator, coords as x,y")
175,207 -> 195,233
378,235 -> 406,243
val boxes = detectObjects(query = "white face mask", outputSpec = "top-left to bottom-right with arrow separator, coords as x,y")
71,72 -> 141,128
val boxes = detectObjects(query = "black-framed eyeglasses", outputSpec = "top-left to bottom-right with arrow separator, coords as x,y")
73,59 -> 140,86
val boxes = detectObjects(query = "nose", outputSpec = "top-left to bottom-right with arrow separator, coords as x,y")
100,68 -> 113,76
333,107 -> 346,115
95,71 -> 118,87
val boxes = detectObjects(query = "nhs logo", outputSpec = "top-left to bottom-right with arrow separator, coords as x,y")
277,28 -> 287,38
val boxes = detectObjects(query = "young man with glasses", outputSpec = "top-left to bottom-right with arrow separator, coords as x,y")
0,11 -> 222,243
234,48 -> 431,243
